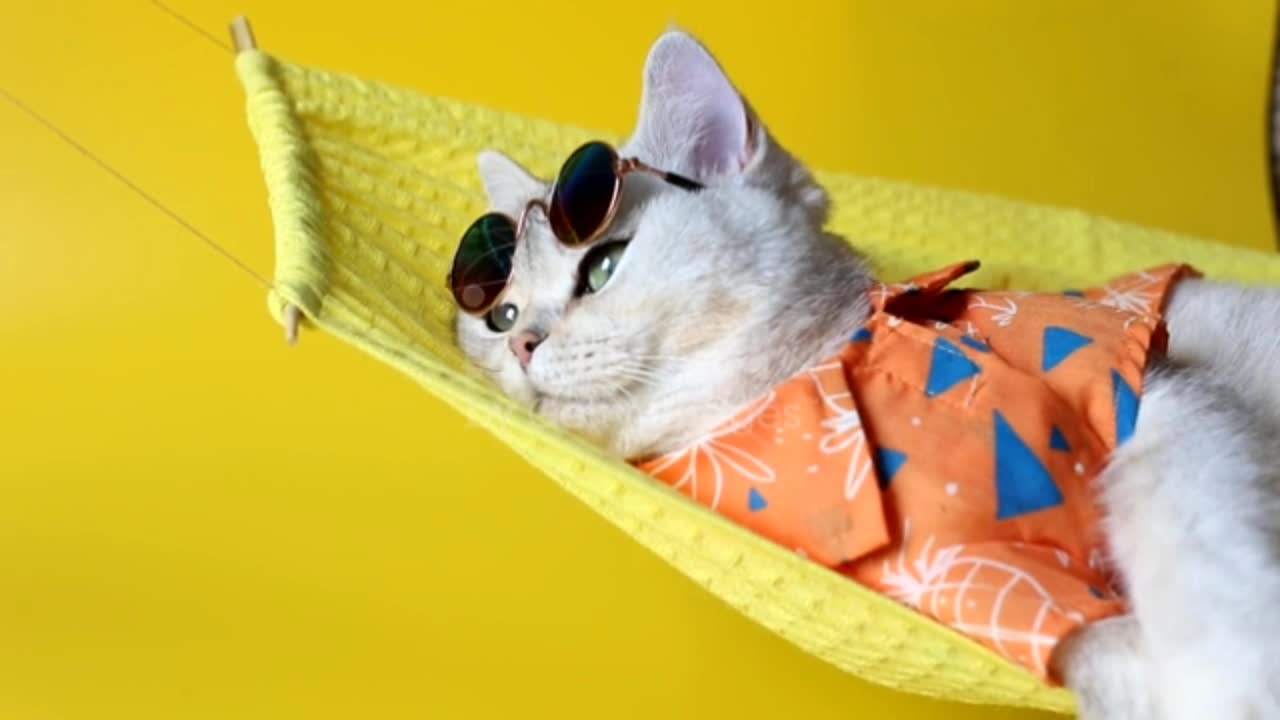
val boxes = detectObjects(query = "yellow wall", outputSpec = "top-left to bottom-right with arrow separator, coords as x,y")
0,1 -> 1274,718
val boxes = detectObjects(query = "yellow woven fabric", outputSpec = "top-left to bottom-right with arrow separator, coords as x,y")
234,49 -> 1280,715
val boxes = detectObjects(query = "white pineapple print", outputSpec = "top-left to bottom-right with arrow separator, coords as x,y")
643,392 -> 777,510
1098,270 -> 1158,316
877,522 -> 1068,676
968,295 -> 1020,328
806,362 -> 876,502
870,281 -> 920,306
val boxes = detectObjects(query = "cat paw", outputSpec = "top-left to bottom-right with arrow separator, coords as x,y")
1052,616 -> 1153,720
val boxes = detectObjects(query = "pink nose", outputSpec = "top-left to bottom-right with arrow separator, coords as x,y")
509,330 -> 545,369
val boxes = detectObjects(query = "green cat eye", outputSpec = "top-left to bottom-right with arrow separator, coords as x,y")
581,241 -> 628,294
448,141 -> 703,316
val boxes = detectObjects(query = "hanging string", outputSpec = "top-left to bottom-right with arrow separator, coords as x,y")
0,88 -> 274,292
148,0 -> 233,53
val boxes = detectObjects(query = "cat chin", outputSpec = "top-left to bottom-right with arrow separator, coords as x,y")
532,395 -> 622,448
486,364 -> 537,410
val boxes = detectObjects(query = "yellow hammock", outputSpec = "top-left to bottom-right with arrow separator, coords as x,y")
231,28 -> 1280,717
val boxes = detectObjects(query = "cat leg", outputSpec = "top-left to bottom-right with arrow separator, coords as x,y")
1098,363 -> 1280,720
1053,615 -> 1153,720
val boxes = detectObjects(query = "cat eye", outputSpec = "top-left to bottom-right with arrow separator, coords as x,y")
579,241 -> 628,294
485,302 -> 519,333
448,141 -> 703,316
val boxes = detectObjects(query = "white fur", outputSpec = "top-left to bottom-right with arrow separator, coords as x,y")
1052,616 -> 1153,719
1052,285 -> 1280,719
457,29 -> 867,459
456,29 -> 1280,717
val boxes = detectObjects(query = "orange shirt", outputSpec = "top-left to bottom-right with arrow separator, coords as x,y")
637,260 -> 1198,680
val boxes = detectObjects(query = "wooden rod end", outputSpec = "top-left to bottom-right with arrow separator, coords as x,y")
230,16 -> 258,53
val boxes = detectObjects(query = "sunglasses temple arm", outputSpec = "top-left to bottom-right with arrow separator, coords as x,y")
661,171 -> 704,191
626,159 -> 705,192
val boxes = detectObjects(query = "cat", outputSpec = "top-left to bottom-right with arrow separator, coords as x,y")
456,30 -> 1280,719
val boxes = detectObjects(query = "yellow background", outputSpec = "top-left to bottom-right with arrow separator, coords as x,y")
1,1 -> 1275,718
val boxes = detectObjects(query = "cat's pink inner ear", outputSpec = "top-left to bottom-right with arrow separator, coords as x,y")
641,32 -> 753,177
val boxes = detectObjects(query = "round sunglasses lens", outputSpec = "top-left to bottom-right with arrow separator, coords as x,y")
550,142 -> 619,244
450,214 -> 517,313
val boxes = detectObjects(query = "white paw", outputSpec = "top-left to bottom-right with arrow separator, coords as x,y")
1053,616 -> 1153,720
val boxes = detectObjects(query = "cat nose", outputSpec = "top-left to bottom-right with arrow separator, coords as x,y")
509,329 -> 546,369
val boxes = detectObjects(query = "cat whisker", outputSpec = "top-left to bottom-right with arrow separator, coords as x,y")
611,367 -> 660,390
622,352 -> 692,366
614,358 -> 669,380
606,366 -> 650,384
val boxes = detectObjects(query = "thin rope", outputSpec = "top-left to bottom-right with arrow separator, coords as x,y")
148,0 -> 233,53
1267,3 -> 1280,249
0,86 -> 274,291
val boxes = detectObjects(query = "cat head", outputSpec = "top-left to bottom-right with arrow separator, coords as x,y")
455,30 -> 870,459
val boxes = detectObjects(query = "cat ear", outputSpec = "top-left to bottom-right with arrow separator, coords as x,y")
632,30 -> 758,178
477,150 -> 543,209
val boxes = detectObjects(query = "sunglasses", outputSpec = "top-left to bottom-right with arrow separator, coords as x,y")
448,141 -> 704,316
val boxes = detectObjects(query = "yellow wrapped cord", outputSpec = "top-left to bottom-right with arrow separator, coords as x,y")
234,48 -> 1280,715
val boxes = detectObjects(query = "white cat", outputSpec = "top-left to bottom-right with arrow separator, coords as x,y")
456,30 -> 1280,719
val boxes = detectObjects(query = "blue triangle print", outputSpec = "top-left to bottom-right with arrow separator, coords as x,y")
875,448 -> 908,490
1049,425 -> 1071,452
851,327 -> 873,342
1113,370 -> 1140,445
926,338 -> 981,397
747,488 -> 768,512
1042,326 -> 1093,372
960,335 -> 991,353
994,411 -> 1065,520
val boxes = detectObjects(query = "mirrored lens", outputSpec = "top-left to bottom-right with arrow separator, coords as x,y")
450,213 -> 517,313
549,142 -> 620,245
